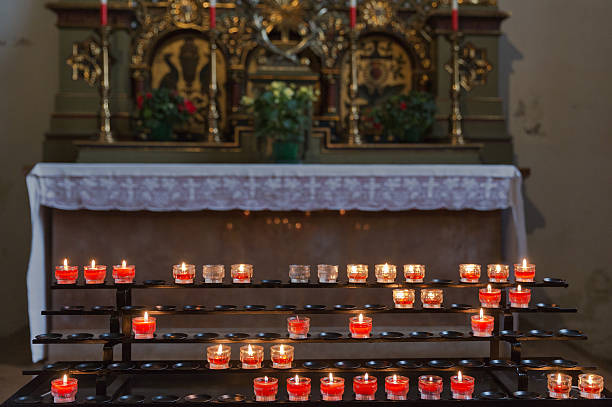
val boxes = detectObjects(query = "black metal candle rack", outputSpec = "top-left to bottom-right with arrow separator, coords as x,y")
3,276 -> 611,405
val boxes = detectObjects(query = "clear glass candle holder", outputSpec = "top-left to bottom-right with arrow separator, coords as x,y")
421,289 -> 443,308
287,376 -> 311,401
84,263 -> 106,284
579,374 -> 604,399
353,375 -> 377,400
253,376 -> 278,402
112,262 -> 135,284
450,373 -> 475,400
479,285 -> 502,308
173,263 -> 196,284
320,375 -> 344,401
289,265 -> 311,283
547,373 -> 572,399
132,314 -> 156,339
471,312 -> 494,337
207,344 -> 231,369
375,263 -> 396,283
240,345 -> 264,369
55,262 -> 78,285
202,264 -> 225,283
385,375 -> 409,400
459,264 -> 481,283
51,377 -> 78,403
487,264 -> 509,282
508,286 -> 531,308
347,264 -> 368,283
418,375 -> 443,400
404,264 -> 425,282
514,260 -> 535,282
393,289 -> 415,309
287,316 -> 310,339
349,315 -> 372,338
317,264 -> 338,283
270,344 -> 294,369
231,264 -> 253,283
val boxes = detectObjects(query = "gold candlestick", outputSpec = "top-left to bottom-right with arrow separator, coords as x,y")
207,28 -> 221,143
347,30 -> 362,145
99,26 -> 114,143
448,32 -> 464,145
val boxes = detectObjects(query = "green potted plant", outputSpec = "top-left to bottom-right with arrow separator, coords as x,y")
242,81 -> 317,163
135,88 -> 196,141
372,91 -> 436,143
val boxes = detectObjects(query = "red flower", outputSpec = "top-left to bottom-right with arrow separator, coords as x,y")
145,92 -> 152,99
178,104 -> 184,112
184,100 -> 197,114
136,94 -> 144,109
399,101 -> 407,110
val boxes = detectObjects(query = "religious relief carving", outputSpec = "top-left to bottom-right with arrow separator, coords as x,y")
444,41 -> 492,91
218,14 -> 258,69
67,37 -> 102,87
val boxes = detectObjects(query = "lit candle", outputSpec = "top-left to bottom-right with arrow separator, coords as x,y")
271,344 -> 294,369
231,263 -> 253,283
393,289 -> 415,309
375,263 -> 396,283
579,374 -> 604,399
548,373 -> 572,399
487,264 -> 509,282
202,264 -> 225,283
478,284 -> 501,308
385,374 -> 409,400
350,0 -> 356,30
289,265 -> 311,283
347,264 -> 368,283
353,373 -> 377,400
349,313 -> 372,339
55,258 -> 78,284
173,262 -> 196,284
51,374 -> 78,403
132,311 -> 156,339
209,0 -> 216,29
321,373 -> 345,401
459,263 -> 481,283
287,315 -> 310,339
471,308 -> 494,337
418,375 -> 443,400
84,259 -> 106,285
317,264 -> 339,283
509,285 -> 531,308
100,0 -> 108,27
451,0 -> 458,32
404,264 -> 425,283
514,258 -> 535,282
240,344 -> 264,369
287,375 -> 311,401
421,289 -> 443,308
207,344 -> 230,369
451,371 -> 475,400
253,376 -> 278,402
112,259 -> 135,284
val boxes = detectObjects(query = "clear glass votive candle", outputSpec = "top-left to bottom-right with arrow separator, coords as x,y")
508,285 -> 531,308
51,375 -> 78,403
270,344 -> 294,369
404,264 -> 425,282
231,263 -> 253,283
132,312 -> 156,339
321,374 -> 344,401
421,289 -> 443,308
207,344 -> 231,369
253,376 -> 278,402
84,259 -> 106,284
375,263 -> 396,283
287,375 -> 311,401
548,373 -> 572,399
418,375 -> 443,400
113,260 -> 135,284
479,284 -> 502,308
317,264 -> 338,283
451,371 -> 475,400
393,289 -> 415,309
202,264 -> 225,283
289,265 -> 311,283
55,259 -> 78,284
353,374 -> 377,400
287,316 -> 310,339
487,264 -> 509,282
173,262 -> 196,284
459,264 -> 481,283
349,314 -> 372,338
240,344 -> 264,369
579,374 -> 604,399
385,375 -> 409,400
514,258 -> 535,282
347,264 -> 368,283
471,309 -> 494,337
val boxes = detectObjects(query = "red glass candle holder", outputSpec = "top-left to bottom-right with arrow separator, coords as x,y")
287,316 -> 310,339
231,264 -> 253,283
84,261 -> 106,285
270,344 -> 294,369
289,265 -> 311,283
349,315 -> 372,339
421,289 -> 443,308
321,374 -> 344,401
514,259 -> 535,282
203,264 -> 225,283
404,264 -> 425,283
385,375 -> 409,400
579,374 -> 604,399
317,264 -> 338,283
347,264 -> 368,283
55,259 -> 78,284
459,264 -> 481,283
418,375 -> 443,400
240,345 -> 264,369
451,373 -> 475,400
51,376 -> 78,403
487,264 -> 509,282
112,261 -> 135,284
509,286 -> 531,308
207,344 -> 231,369
132,313 -> 156,339
374,263 -> 396,283
253,376 -> 278,402
353,374 -> 377,400
548,373 -> 572,399
471,311 -> 494,337
393,289 -> 415,309
479,285 -> 502,308
173,262 -> 195,284
287,376 -> 311,401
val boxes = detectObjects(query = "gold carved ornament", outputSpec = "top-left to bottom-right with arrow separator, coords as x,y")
444,41 -> 492,91
67,37 -> 102,87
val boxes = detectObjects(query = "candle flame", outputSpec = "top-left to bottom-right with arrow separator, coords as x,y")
63,258 -> 68,268
358,313 -> 363,323
351,265 -> 357,273
496,264 -> 501,272
517,284 -> 522,292
63,374 -> 67,384
393,374 -> 397,383
279,344 -> 284,354
181,262 -> 186,272
588,375 -> 593,385
458,371 -> 463,381
239,264 -> 244,272
557,373 -> 562,384
408,265 -> 414,272
295,375 -> 299,384
487,284 -> 492,292
522,258 -> 527,267
217,344 -> 223,354
247,344 -> 253,355
264,376 -> 268,383
91,259 -> 96,268
329,373 -> 334,381
364,372 -> 369,381
383,263 -> 389,272
479,308 -> 484,319
429,376 -> 433,382
122,259 -> 126,268
144,311 -> 148,321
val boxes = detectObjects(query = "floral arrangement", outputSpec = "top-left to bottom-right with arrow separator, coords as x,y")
136,88 -> 196,141
371,91 -> 436,143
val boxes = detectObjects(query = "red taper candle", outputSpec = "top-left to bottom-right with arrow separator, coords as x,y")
100,0 -> 108,27
210,0 -> 216,29
452,0 -> 458,32
350,0 -> 356,29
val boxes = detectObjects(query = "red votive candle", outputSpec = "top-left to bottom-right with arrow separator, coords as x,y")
471,309 -> 494,337
548,373 -> 572,399
321,374 -> 345,401
421,289 -> 443,308
349,314 -> 372,339
451,371 -> 475,400
487,264 -> 509,282
240,344 -> 264,369
385,375 -> 409,400
254,376 -> 278,402
579,374 -> 604,399
418,375 -> 443,400
270,344 -> 294,369
84,259 -> 106,284
393,289 -> 415,309
207,344 -> 230,369
508,285 -> 531,308
173,262 -> 196,284
231,263 -> 253,283
479,284 -> 501,308
51,375 -> 78,403
459,263 -> 481,283
347,264 -> 368,283
287,316 -> 310,339
132,312 -> 156,339
113,260 -> 135,284
514,258 -> 535,282
353,373 -> 377,400
375,263 -> 396,283
287,375 -> 311,401
404,264 -> 425,282
55,258 -> 78,284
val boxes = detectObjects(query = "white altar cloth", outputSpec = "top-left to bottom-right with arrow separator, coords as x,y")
26,163 -> 526,361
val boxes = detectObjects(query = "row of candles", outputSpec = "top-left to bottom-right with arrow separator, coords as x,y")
51,371 -> 604,402
55,259 -> 536,285
393,284 -> 531,309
